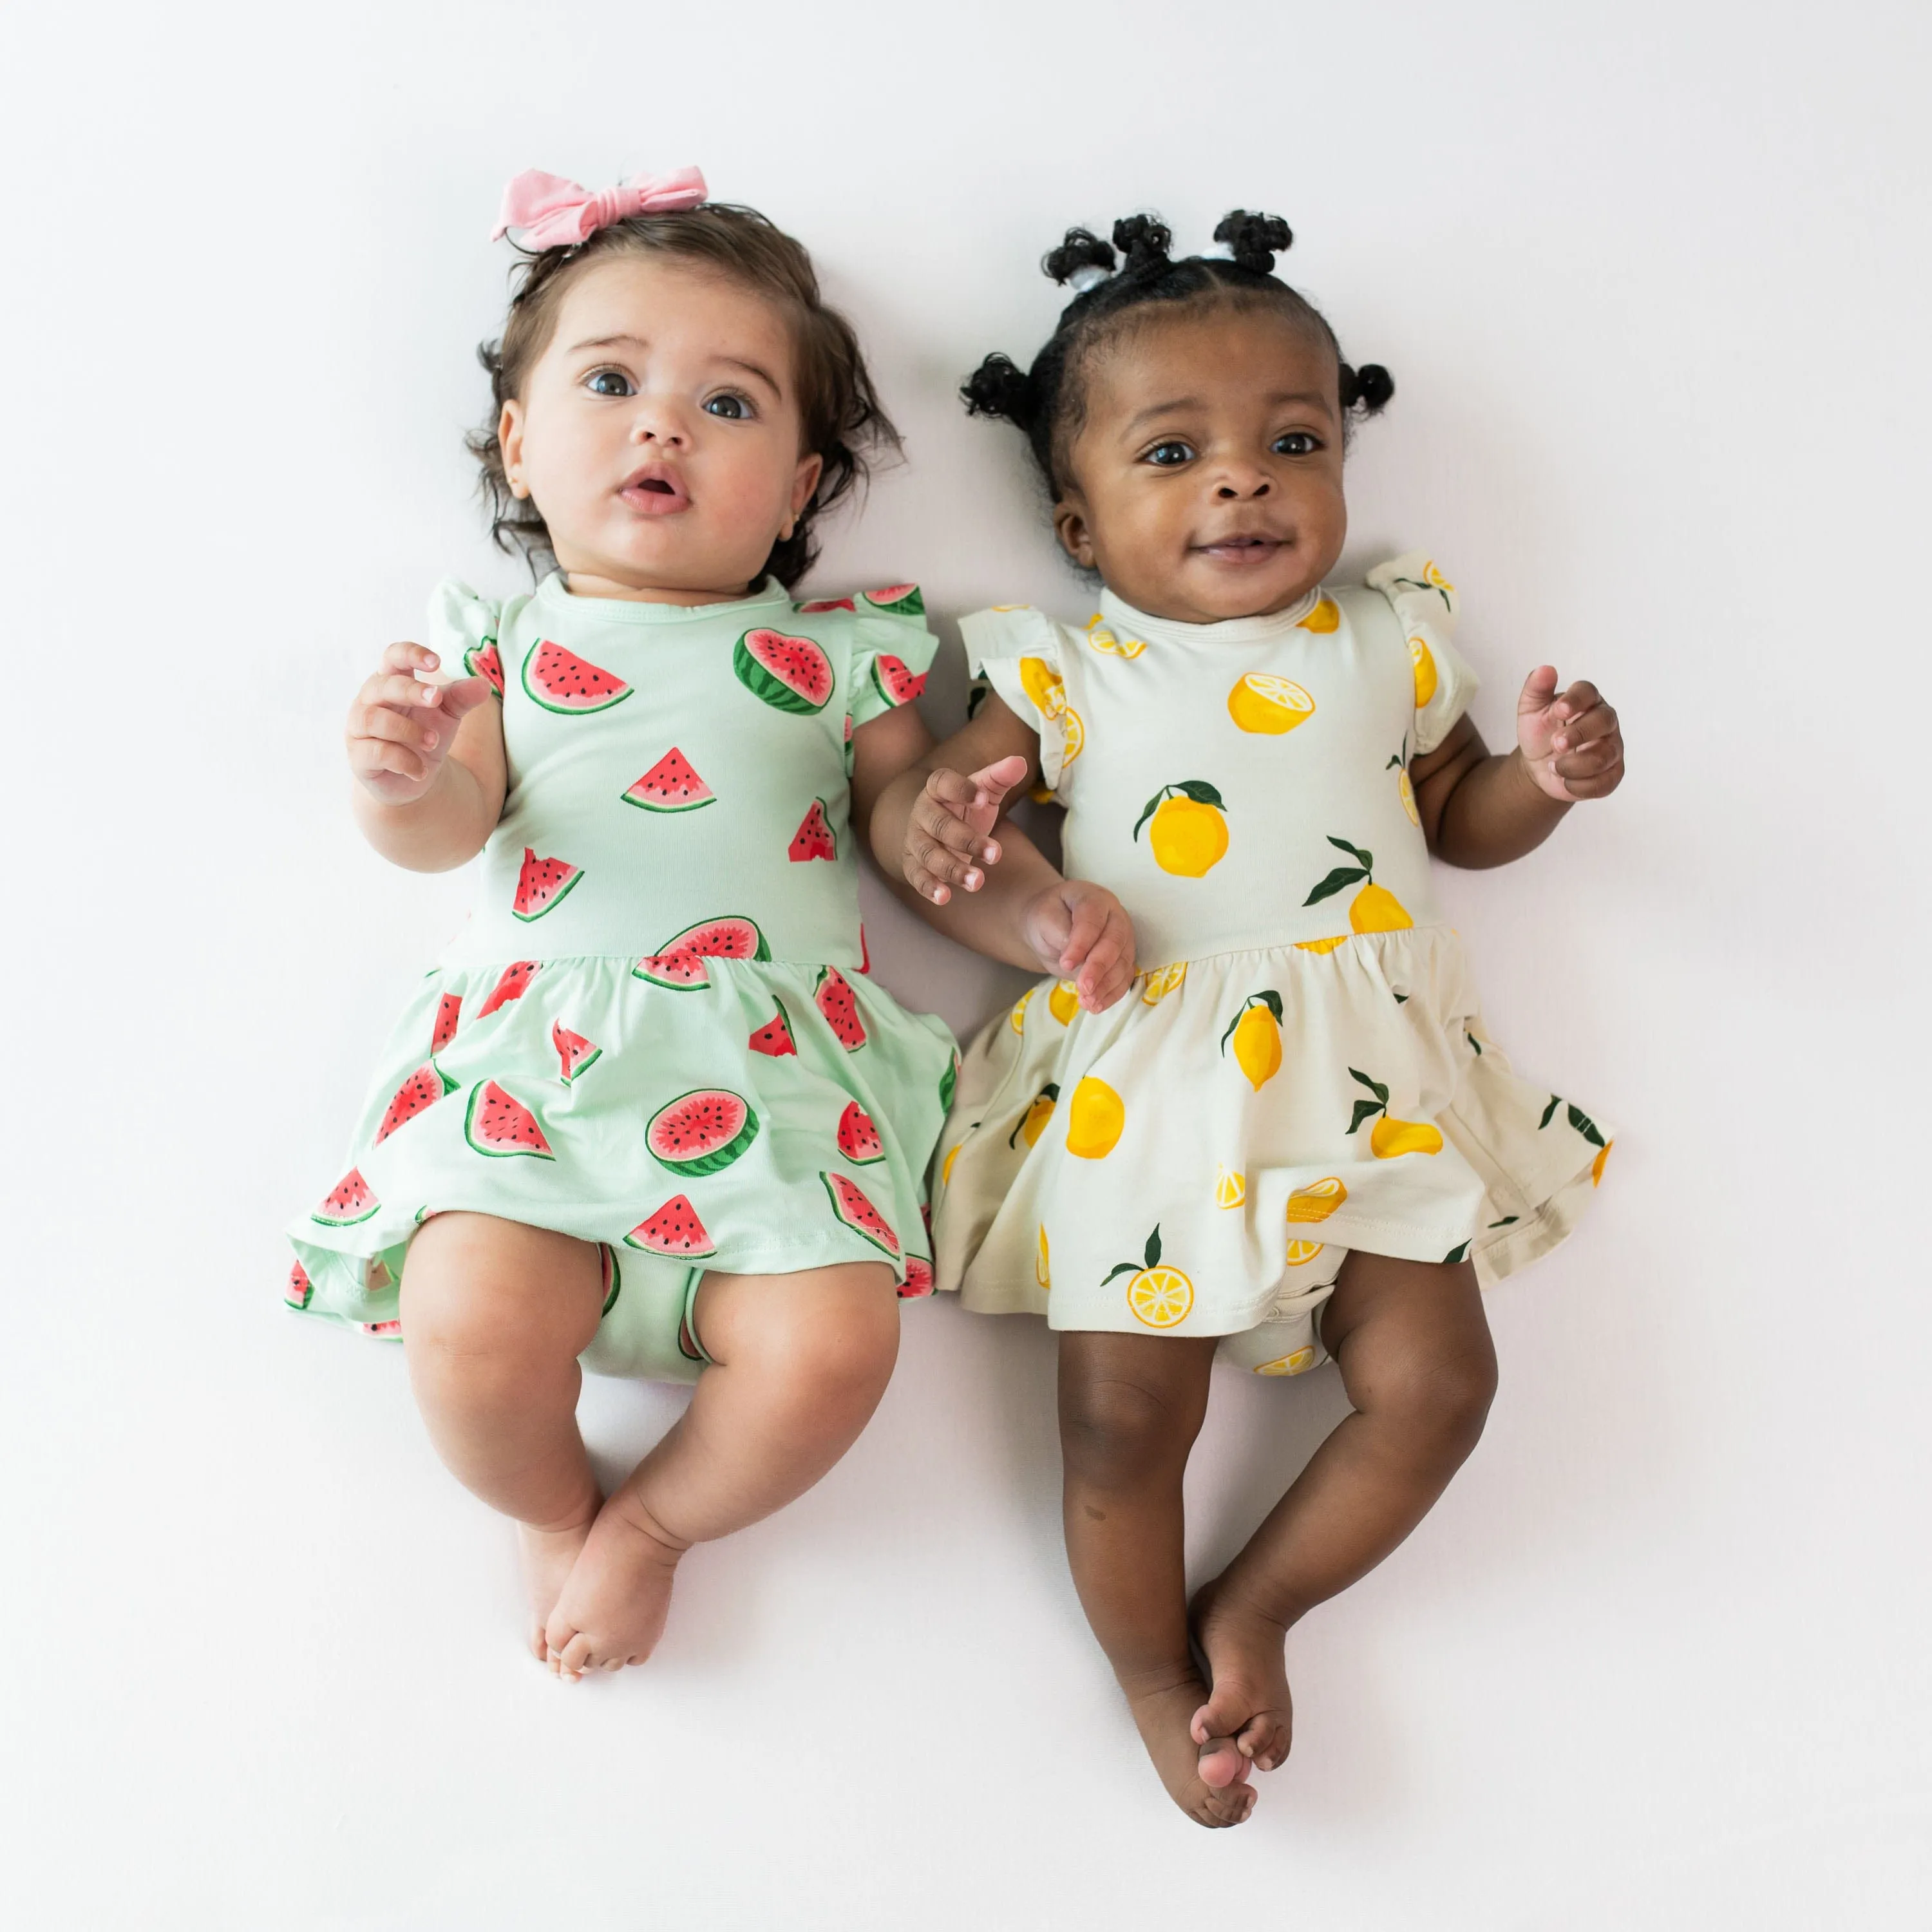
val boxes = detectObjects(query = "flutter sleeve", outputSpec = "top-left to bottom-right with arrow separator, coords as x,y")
957,604 -> 1077,791
846,583 -> 938,728
426,578 -> 506,696
1365,553 -> 1479,755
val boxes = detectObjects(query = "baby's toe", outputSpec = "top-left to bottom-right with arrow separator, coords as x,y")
1240,1710 -> 1293,1773
1196,1735 -> 1252,1790
1198,1779 -> 1257,1828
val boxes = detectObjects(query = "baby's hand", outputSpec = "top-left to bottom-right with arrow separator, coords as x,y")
1515,667 -> 1625,802
1021,879 -> 1137,1012
903,753 -> 1031,904
347,642 -> 495,804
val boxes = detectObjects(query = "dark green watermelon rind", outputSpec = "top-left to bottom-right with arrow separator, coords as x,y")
633,955 -> 712,990
870,655 -> 928,707
622,788 -> 715,814
658,916 -> 772,963
647,1090 -> 761,1177
511,864 -> 583,923
462,1081 -> 556,1160
820,1171 -> 900,1256
520,641 -> 634,715
557,1036 -> 603,1083
939,1055 -> 959,1113
732,630 -> 832,715
600,1246 -> 622,1317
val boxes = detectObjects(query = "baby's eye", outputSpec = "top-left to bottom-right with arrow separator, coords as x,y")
1144,439 -> 1195,467
703,393 -> 754,421
585,369 -> 634,398
1273,431 -> 1321,456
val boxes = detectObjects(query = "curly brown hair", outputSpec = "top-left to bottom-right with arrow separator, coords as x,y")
468,204 -> 898,589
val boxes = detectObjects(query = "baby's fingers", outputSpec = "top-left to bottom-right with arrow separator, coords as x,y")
352,699 -> 444,760
1069,911 -> 1137,1010
379,639 -> 442,679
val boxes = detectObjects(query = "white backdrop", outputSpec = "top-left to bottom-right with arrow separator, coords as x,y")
4,3 -> 1928,1926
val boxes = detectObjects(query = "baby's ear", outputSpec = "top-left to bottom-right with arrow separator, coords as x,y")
1052,496 -> 1095,569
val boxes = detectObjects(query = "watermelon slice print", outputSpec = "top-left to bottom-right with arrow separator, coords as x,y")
900,1255 -> 934,1300
314,1169 -> 378,1226
361,1320 -> 402,1338
815,966 -> 867,1051
623,748 -> 714,813
285,1259 -> 314,1309
796,596 -> 855,613
374,1061 -> 458,1144
553,1021 -> 601,1084
858,925 -> 870,974
861,583 -> 924,616
463,1080 -> 554,1159
733,629 -> 833,714
600,1244 -> 621,1316
464,638 -> 504,696
870,654 -> 928,708
633,915 -> 770,990
431,990 -> 462,1054
748,999 -> 797,1057
513,849 -> 583,922
939,1051 -> 959,1112
647,1089 -> 760,1177
788,798 -> 837,862
521,639 -> 632,714
476,959 -> 541,1018
835,1101 -> 884,1164
821,1171 -> 900,1256
624,1195 -> 717,1258
843,711 -> 855,777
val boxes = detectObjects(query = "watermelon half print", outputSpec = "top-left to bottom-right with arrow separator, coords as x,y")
633,915 -> 769,990
513,849 -> 583,922
647,1089 -> 760,1177
374,1061 -> 457,1144
821,1171 -> 900,1256
463,1080 -> 554,1159
314,1169 -> 378,1226
624,1195 -> 717,1258
733,629 -> 833,715
521,639 -> 632,714
861,583 -> 924,616
788,798 -> 837,862
623,748 -> 714,813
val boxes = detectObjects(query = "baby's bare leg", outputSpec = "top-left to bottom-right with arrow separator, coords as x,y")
1057,1333 -> 1258,1828
545,1262 -> 899,1676
399,1213 -> 607,1667
1190,1253 -> 1497,1775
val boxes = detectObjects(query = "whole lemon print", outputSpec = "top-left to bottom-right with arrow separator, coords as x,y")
1227,673 -> 1316,735
1299,594 -> 1340,633
1287,1177 -> 1348,1223
1048,979 -> 1081,1025
1066,1076 -> 1126,1159
1220,992 -> 1283,1091
1348,1067 -> 1444,1157
1134,781 -> 1229,876
1104,1226 -> 1194,1329
1036,1224 -> 1051,1291
1408,634 -> 1439,708
1009,1083 -> 1059,1150
1303,835 -> 1412,933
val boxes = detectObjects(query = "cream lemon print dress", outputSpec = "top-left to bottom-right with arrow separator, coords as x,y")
931,554 -> 1611,1377
287,574 -> 958,1381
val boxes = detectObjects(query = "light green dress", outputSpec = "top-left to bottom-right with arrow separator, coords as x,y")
286,574 -> 958,1378
931,554 -> 1611,1376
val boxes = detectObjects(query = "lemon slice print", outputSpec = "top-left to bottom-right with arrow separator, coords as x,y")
1065,1076 -> 1126,1159
1284,1238 -> 1325,1265
1408,635 -> 1438,708
1347,1067 -> 1444,1157
1287,1177 -> 1347,1224
1085,617 -> 1147,659
1009,987 -> 1034,1034
1140,961 -> 1188,1005
1134,782 -> 1229,876
1227,673 -> 1316,735
1254,1347 -> 1318,1376
1019,656 -> 1067,720
1104,1226 -> 1194,1329
1060,706 -> 1086,768
1387,737 -> 1419,826
1036,1224 -> 1051,1291
1303,835 -> 1412,933
1048,980 -> 1081,1025
1220,991 -> 1283,1091
1215,1166 -> 1247,1209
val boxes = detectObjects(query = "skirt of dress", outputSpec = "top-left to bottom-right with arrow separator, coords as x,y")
930,926 -> 1611,1339
286,954 -> 959,1358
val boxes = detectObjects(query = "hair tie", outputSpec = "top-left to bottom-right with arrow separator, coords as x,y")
492,166 -> 708,248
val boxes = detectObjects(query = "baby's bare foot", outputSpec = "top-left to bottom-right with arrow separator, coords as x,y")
1121,1665 -> 1257,1828
1188,1576 -> 1294,1777
518,1510 -> 599,1671
542,1492 -> 687,1677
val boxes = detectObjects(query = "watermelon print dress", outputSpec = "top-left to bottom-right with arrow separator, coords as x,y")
286,573 -> 958,1380
931,554 -> 1611,1378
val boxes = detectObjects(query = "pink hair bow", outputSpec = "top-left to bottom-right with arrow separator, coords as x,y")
491,165 -> 708,248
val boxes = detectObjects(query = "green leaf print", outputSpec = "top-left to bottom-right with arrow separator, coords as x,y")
1349,1068 -> 1391,1104
1327,835 -> 1374,867
1305,866 -> 1370,907
1444,1241 -> 1471,1264
1539,1095 -> 1561,1130
1566,1103 -> 1607,1149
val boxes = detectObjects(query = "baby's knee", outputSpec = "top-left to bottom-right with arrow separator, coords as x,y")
1374,1347 -> 1498,1458
401,1265 -> 592,1384
1059,1375 -> 1190,1488
734,1282 -> 900,1419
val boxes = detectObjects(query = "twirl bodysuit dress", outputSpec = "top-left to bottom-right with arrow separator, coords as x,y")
286,574 -> 958,1382
931,554 -> 1611,1376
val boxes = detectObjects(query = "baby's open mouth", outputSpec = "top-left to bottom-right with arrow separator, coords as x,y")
619,465 -> 690,515
1195,533 -> 1287,564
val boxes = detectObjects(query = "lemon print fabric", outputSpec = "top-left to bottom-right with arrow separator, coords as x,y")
1135,782 -> 1229,876
933,557 -> 1611,1345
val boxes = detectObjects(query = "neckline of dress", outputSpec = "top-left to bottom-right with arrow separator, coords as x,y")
1097,583 -> 1323,649
537,571 -> 793,626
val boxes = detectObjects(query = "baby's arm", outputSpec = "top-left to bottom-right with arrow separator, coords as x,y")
863,695 -> 1137,1012
346,641 -> 506,871
1411,668 -> 1624,868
